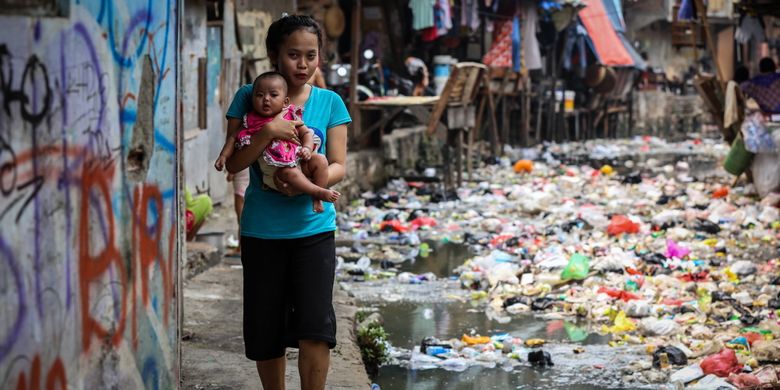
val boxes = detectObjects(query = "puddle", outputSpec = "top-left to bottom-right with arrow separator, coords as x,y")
375,344 -> 650,390
398,241 -> 472,275
559,151 -> 724,179
369,301 -> 610,349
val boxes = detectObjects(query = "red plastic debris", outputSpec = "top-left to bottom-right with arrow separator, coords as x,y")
712,187 -> 729,199
700,349 -> 741,378
597,287 -> 641,302
606,215 -> 640,236
379,220 -> 408,233
409,217 -> 437,230
678,270 -> 709,282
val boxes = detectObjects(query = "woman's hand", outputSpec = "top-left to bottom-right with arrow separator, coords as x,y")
273,169 -> 303,196
265,113 -> 303,145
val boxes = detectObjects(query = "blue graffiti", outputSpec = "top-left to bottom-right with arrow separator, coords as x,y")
106,0 -> 153,68
0,236 -> 26,364
142,357 -> 159,390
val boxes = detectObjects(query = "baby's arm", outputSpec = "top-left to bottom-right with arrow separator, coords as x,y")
296,125 -> 315,160
215,122 -> 241,171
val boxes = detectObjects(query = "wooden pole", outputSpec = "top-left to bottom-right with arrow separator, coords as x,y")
349,0 -> 362,142
693,0 -> 725,84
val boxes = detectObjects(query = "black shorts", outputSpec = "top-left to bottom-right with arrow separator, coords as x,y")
241,231 -> 337,361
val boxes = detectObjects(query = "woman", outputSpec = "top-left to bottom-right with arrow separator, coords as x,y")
224,15 -> 350,390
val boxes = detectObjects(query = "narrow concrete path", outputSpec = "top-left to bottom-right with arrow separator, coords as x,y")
181,255 -> 371,389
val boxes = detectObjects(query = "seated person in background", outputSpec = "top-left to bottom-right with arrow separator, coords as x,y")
740,57 -> 780,114
734,64 -> 750,84
185,188 -> 213,241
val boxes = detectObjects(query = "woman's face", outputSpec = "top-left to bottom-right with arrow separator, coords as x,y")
273,29 -> 319,89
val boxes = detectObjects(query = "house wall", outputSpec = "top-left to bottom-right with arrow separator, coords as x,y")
0,0 -> 181,388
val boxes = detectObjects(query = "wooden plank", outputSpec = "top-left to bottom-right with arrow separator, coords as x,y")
483,72 -> 501,156
349,0 -> 362,142
426,66 -> 460,135
456,129 -> 463,187
198,57 -> 207,129
693,0 -> 725,84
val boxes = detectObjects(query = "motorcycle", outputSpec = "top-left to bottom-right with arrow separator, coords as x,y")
328,49 -> 419,103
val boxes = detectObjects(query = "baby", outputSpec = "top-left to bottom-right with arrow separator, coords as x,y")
215,72 -> 340,212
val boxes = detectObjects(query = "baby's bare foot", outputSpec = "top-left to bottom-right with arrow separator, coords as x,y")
313,199 -> 324,213
314,188 -> 341,203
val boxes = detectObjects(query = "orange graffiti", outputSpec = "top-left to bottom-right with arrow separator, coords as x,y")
15,355 -> 66,390
78,162 -> 128,351
131,185 -> 173,348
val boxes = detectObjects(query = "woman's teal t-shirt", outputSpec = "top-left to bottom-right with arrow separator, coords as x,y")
226,84 -> 351,239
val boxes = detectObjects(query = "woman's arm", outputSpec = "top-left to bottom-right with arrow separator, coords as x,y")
325,124 -> 348,187
225,114 -> 303,173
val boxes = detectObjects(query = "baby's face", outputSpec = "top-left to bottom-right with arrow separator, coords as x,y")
252,77 -> 288,116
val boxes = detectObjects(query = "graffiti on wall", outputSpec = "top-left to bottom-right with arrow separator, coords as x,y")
0,0 -> 178,388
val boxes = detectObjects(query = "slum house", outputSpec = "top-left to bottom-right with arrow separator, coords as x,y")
301,0 -> 644,184
181,0 -> 293,205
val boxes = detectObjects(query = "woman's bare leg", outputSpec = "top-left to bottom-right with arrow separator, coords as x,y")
298,340 -> 330,390
256,357 -> 286,390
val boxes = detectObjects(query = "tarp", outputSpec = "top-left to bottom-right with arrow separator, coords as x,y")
578,0 -> 645,69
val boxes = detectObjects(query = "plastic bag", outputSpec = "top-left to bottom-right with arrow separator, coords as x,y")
699,348 -> 741,377
606,215 -> 640,236
751,152 -> 780,198
752,340 -> 780,363
665,239 -> 691,259
742,112 -> 777,153
528,350 -> 553,366
564,322 -> 588,342
560,253 -> 589,280
379,219 -> 408,233
728,373 -> 761,388
409,217 -> 437,230
641,318 -> 680,336
601,311 -> 636,333
461,334 -> 491,345
653,346 -> 688,368
597,287 -> 641,302
513,159 -> 534,173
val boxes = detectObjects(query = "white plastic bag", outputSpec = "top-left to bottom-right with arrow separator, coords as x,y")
751,152 -> 780,198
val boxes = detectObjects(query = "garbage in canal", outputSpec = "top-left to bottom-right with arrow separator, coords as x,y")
527,350 -> 554,367
699,348 -> 741,378
337,138 -> 780,387
652,346 -> 688,369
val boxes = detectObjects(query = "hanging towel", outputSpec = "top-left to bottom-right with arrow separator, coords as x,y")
677,0 -> 695,21
522,2 -> 542,71
512,15 -> 522,73
435,0 -> 453,37
410,0 -> 436,30
482,19 -> 513,68
724,81 -> 744,129
735,15 -> 766,44
460,0 -> 480,32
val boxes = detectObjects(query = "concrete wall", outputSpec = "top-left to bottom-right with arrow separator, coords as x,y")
0,0 -> 180,388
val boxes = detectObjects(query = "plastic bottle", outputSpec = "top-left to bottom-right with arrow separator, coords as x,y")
659,353 -> 670,370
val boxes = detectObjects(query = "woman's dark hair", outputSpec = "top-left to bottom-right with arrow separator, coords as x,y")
734,65 -> 750,83
759,57 -> 776,74
265,15 -> 324,57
